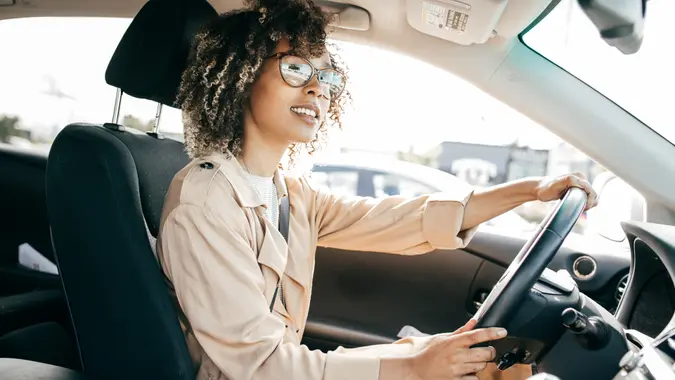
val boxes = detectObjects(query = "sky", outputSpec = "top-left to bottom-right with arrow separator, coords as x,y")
0,0 -> 671,155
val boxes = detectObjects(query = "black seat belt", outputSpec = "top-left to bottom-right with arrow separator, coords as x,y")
269,196 -> 290,312
278,196 -> 290,243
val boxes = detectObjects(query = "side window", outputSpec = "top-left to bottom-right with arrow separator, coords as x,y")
373,173 -> 435,198
0,17 -> 184,154
326,41 -> 626,237
310,169 -> 359,197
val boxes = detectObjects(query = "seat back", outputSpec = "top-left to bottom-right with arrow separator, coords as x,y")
45,1 -> 217,379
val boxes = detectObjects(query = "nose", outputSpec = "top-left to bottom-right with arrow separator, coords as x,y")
304,73 -> 328,99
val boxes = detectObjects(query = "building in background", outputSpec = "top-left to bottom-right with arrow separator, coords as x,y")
425,141 -> 549,187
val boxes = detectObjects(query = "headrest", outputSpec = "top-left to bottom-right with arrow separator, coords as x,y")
105,0 -> 218,108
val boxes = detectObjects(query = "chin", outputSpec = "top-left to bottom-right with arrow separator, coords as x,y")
287,128 -> 318,145
290,135 -> 315,145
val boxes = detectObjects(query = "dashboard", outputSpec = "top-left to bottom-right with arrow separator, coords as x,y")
604,221 -> 675,379
627,268 -> 675,337
551,232 -> 631,313
535,220 -> 675,380
616,221 -> 675,340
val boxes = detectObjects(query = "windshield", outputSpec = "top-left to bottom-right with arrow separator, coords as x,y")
1,15 -> 627,236
523,0 -> 674,144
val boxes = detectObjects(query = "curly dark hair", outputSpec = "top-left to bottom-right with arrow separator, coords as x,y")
176,0 -> 351,168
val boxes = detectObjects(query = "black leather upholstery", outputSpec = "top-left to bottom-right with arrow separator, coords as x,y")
0,358 -> 84,380
106,0 -> 217,107
47,125 -> 192,380
46,0 -> 218,379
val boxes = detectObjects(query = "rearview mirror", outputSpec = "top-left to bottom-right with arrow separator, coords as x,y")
578,0 -> 646,54
586,171 -> 646,241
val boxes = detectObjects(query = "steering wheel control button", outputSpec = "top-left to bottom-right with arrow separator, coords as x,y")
561,308 -> 609,349
572,255 -> 597,280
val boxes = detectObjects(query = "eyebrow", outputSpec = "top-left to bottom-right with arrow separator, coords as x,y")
285,49 -> 333,70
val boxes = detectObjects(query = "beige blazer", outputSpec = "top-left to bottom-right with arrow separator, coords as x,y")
157,153 -> 530,380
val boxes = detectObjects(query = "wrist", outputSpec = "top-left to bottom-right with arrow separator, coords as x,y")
522,176 -> 543,202
499,176 -> 541,204
379,356 -> 414,380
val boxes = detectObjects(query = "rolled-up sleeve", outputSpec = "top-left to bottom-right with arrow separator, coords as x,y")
160,203 -> 381,380
312,181 -> 477,254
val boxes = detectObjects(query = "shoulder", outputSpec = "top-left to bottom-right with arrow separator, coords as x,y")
284,170 -> 322,195
282,170 -> 333,211
162,155 -> 243,223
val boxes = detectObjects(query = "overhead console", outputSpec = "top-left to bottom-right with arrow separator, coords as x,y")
405,0 -> 648,54
405,0 -> 552,45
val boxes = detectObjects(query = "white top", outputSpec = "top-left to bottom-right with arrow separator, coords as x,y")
247,173 -> 279,227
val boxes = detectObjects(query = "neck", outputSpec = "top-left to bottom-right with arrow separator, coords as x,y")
240,130 -> 288,178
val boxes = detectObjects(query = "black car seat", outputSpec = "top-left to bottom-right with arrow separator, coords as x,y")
45,1 -> 217,379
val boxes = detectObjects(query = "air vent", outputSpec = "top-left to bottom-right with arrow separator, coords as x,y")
573,255 -> 597,280
616,274 -> 629,303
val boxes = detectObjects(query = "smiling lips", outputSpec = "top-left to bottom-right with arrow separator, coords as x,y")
290,106 -> 319,126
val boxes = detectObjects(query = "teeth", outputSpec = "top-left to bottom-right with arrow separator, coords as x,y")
291,107 -> 317,118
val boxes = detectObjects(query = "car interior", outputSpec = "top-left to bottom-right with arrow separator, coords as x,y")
1,0 -> 674,379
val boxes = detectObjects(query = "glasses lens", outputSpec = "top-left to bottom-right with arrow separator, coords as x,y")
279,54 -> 346,98
318,69 -> 346,98
280,55 -> 313,86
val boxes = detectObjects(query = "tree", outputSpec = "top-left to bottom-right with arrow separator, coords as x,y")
122,115 -> 154,132
0,115 -> 21,143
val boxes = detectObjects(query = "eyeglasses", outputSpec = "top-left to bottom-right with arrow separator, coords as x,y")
266,52 -> 346,99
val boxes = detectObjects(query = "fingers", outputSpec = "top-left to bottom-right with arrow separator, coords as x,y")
585,187 -> 599,210
451,361 -> 489,376
435,319 -> 476,339
563,174 -> 599,209
451,327 -> 507,348
564,174 -> 589,193
451,347 -> 496,363
454,319 -> 477,334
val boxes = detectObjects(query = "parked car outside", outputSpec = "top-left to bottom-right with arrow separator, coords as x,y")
310,154 -> 537,233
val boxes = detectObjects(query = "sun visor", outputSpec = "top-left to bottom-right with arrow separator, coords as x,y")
406,0 -> 551,45
105,0 -> 218,108
317,1 -> 371,31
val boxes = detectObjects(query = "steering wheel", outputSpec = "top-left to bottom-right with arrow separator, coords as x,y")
473,187 -> 588,329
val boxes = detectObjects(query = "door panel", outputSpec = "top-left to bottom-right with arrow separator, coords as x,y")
0,146 -> 60,296
305,244 -> 485,351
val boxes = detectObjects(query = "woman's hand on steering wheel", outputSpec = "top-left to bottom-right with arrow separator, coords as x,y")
401,319 -> 508,380
533,172 -> 598,210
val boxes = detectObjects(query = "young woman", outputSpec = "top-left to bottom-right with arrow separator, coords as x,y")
156,1 -> 598,379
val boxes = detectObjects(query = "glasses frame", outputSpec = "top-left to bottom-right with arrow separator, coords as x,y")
266,52 -> 346,99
